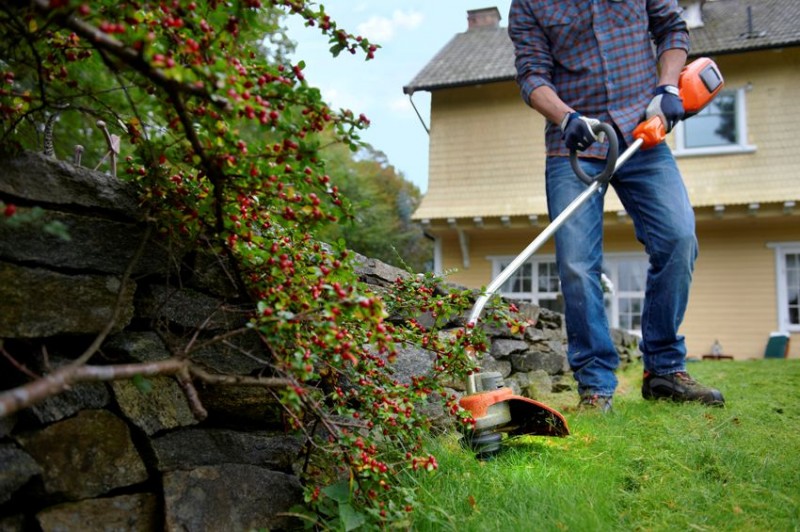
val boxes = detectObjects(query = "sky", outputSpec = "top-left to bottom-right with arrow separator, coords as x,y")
286,2 -> 514,194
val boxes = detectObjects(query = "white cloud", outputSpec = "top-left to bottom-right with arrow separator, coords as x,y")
357,10 -> 424,43
388,96 -> 412,114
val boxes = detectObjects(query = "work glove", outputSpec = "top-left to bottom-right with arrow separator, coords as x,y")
646,84 -> 684,133
561,112 -> 603,152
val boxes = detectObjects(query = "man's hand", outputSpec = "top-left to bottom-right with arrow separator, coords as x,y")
646,85 -> 684,133
561,112 -> 602,151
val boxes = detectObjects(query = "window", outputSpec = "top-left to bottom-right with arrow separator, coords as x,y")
490,253 -> 648,333
773,244 -> 800,333
673,87 -> 755,156
494,258 -> 563,313
602,256 -> 649,333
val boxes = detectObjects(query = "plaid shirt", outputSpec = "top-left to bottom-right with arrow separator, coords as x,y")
508,0 -> 690,158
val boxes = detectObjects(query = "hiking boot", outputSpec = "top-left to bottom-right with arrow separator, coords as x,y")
578,394 -> 613,413
642,371 -> 725,406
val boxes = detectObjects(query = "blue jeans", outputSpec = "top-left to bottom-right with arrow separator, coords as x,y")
545,142 -> 698,396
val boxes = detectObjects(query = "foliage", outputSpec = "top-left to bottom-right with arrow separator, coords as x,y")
0,1 -> 511,528
406,360 -> 800,531
317,141 -> 432,272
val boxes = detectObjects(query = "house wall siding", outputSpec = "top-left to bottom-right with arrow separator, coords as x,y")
674,48 -> 800,207
437,215 -> 798,359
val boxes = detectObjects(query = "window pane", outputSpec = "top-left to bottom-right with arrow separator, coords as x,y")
684,91 -> 737,148
619,297 -> 643,331
787,254 -> 800,325
501,262 -> 532,293
538,262 -> 560,292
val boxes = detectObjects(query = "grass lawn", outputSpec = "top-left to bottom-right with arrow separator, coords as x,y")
405,359 -> 800,531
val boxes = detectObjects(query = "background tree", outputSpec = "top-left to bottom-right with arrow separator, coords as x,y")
318,141 -> 432,272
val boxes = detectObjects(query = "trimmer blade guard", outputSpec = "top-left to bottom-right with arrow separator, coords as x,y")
504,396 -> 569,437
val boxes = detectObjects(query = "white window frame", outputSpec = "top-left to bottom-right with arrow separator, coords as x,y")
672,86 -> 756,157
602,253 -> 649,334
489,254 -> 560,308
488,252 -> 648,334
770,242 -> 800,333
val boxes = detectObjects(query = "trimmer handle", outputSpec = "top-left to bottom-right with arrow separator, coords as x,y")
569,121 -> 619,186
635,57 -> 725,150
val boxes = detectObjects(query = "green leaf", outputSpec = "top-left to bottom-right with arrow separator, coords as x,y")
132,374 -> 153,394
322,480 -> 350,503
338,503 -> 366,532
43,221 -> 71,241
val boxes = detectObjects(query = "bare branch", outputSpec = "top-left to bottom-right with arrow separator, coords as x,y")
0,343 -> 40,380
188,366 -> 292,388
0,358 -> 187,418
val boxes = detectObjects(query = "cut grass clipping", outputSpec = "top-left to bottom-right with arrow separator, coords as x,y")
404,359 -> 800,532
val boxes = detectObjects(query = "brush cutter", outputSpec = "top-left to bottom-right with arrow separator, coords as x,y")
459,57 -> 725,458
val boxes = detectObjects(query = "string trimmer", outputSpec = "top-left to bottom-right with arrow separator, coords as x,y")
459,57 -> 725,458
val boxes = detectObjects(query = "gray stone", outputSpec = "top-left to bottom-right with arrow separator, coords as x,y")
27,381 -> 109,425
150,428 -> 302,473
383,344 -> 434,385
0,263 -> 135,338
510,348 -> 566,375
352,252 -> 410,287
490,338 -> 529,359
0,207 -> 174,277
503,378 -> 522,396
135,285 -> 248,331
0,444 -> 41,505
103,332 -> 171,363
537,307 -> 564,329
162,464 -> 302,531
186,249 -> 243,299
525,370 -> 554,399
111,376 -> 198,436
479,358 -> 512,378
188,330 -> 269,375
0,515 -> 24,532
0,416 -> 15,439
36,493 -> 158,532
197,384 -> 283,427
15,410 -> 148,500
0,151 -> 140,217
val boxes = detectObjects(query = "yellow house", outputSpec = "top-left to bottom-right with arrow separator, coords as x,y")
404,1 -> 800,359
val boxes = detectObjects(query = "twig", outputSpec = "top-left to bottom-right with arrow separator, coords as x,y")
188,366 -> 292,388
0,344 -> 40,380
176,366 -> 207,420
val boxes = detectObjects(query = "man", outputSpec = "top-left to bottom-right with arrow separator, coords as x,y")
508,0 -> 724,411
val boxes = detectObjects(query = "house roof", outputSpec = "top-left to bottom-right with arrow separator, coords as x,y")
403,0 -> 800,94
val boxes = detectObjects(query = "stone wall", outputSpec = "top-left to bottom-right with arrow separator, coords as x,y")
0,152 -> 640,531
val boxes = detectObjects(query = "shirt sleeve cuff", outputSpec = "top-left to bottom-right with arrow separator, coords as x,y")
519,76 -> 556,108
657,33 -> 690,58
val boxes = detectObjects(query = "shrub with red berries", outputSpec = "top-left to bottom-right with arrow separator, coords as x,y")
0,1 -> 523,528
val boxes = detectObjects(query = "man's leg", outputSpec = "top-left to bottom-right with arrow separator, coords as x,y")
546,156 -> 619,401
611,143 -> 723,404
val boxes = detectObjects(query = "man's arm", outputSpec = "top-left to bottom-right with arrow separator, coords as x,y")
657,48 -> 688,87
528,85 -> 573,128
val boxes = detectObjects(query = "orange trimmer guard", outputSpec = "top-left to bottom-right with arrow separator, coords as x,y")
459,388 -> 569,438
